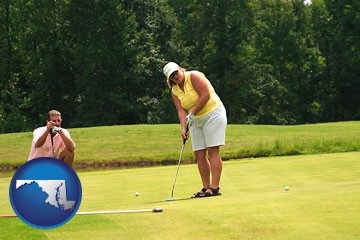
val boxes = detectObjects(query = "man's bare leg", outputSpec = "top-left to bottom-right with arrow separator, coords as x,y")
59,148 -> 74,166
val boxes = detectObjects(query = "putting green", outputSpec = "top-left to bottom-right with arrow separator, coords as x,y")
0,152 -> 359,239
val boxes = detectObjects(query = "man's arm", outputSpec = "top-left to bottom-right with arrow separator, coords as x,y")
58,130 -> 76,152
34,127 -> 51,148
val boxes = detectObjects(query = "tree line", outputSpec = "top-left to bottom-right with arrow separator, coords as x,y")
0,0 -> 359,133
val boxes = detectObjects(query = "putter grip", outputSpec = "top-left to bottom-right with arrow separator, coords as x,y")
183,124 -> 189,144
50,128 -> 54,141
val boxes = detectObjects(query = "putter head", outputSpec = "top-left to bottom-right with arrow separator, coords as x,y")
152,207 -> 163,212
166,197 -> 175,201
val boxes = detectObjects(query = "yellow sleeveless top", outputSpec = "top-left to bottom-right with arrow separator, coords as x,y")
172,71 -> 221,118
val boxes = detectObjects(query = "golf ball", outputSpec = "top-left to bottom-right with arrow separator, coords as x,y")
135,192 -> 139,196
284,186 -> 290,191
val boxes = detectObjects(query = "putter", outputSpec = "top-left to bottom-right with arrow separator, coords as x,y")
0,214 -> 17,218
50,128 -> 55,158
166,125 -> 189,202
76,207 -> 163,215
0,208 -> 163,218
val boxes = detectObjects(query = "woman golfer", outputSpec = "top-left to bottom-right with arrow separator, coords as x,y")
163,62 -> 227,197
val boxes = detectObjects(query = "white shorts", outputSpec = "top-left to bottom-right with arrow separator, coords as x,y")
190,104 -> 227,151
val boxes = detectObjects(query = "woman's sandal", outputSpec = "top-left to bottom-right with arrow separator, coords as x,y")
191,188 -> 207,198
203,187 -> 222,197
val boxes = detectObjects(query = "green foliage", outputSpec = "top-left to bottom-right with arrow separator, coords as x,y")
320,0 -> 360,119
0,106 -> 27,133
0,0 -> 359,132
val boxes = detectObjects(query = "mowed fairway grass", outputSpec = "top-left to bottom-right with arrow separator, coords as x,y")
1,122 -> 360,168
1,152 -> 359,239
